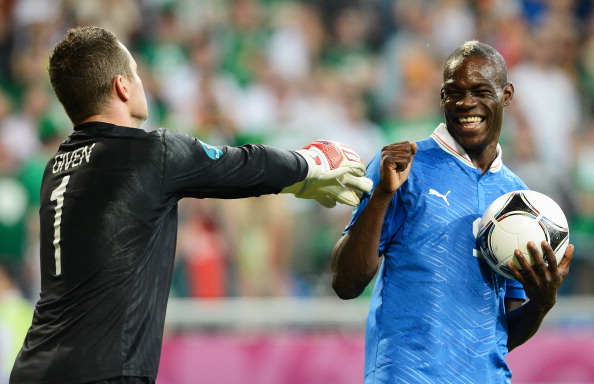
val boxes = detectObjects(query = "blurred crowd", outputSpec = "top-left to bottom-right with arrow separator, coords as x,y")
1,0 -> 594,310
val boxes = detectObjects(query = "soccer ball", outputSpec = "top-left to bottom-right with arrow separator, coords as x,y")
477,190 -> 569,280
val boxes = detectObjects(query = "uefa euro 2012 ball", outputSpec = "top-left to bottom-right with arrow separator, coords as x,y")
477,190 -> 569,280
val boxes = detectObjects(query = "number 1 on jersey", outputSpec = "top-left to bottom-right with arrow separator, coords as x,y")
50,175 -> 70,275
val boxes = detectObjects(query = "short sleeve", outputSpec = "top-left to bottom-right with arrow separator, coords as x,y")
505,278 -> 526,301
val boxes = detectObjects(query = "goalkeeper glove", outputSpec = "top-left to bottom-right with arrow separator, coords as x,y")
295,140 -> 366,181
282,172 -> 373,208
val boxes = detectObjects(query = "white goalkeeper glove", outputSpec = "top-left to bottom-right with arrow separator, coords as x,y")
282,173 -> 373,208
282,140 -> 372,207
295,140 -> 366,181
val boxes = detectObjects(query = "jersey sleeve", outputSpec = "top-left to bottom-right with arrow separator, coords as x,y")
161,130 -> 307,199
504,278 -> 526,301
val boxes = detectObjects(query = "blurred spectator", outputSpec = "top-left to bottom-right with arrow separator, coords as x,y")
65,0 -> 142,46
137,4 -> 192,131
378,40 -> 442,143
0,1 -> 14,86
473,0 -> 525,67
266,1 -> 319,82
167,32 -> 239,142
430,0 -> 477,57
578,15 -> 594,115
0,85 -> 46,165
320,4 -> 376,95
175,199 -> 228,298
217,0 -> 269,88
0,141 -> 30,299
372,0 -> 438,119
334,83 -> 385,164
220,195 -> 297,296
508,17 -> 581,214
569,118 -> 594,294
0,263 -> 32,383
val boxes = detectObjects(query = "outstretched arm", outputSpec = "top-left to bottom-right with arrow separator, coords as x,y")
505,241 -> 573,351
331,142 -> 416,299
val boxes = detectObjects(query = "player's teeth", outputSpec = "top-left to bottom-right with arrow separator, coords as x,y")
459,117 -> 482,123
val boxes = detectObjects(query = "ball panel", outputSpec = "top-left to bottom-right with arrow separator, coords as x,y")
493,191 -> 538,220
540,216 -> 570,253
524,191 -> 568,225
496,214 -> 538,235
515,222 -> 548,266
488,224 -> 519,262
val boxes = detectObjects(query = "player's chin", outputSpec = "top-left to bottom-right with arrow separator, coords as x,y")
451,132 -> 491,151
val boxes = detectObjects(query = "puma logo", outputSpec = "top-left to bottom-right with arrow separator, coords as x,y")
429,189 -> 451,206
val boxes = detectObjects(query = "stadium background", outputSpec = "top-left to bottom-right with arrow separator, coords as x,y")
0,0 -> 593,382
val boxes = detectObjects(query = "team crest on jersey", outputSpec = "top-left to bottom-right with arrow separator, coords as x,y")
199,140 -> 223,160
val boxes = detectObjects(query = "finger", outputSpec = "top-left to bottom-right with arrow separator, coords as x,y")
539,241 -> 558,271
345,162 -> 367,177
339,174 -> 373,193
506,257 -> 526,283
558,244 -> 574,277
324,186 -> 361,206
513,248 -> 536,277
385,140 -> 416,154
382,141 -> 413,151
526,241 -> 547,271
322,166 -> 351,180
382,154 -> 413,173
314,194 -> 337,208
394,157 -> 413,173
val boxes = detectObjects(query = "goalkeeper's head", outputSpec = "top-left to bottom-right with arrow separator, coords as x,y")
48,26 -> 148,127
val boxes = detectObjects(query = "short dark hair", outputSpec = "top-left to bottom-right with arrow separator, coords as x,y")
443,40 -> 508,86
48,26 -> 134,125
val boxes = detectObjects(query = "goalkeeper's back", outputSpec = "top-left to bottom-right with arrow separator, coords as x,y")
10,122 -> 306,384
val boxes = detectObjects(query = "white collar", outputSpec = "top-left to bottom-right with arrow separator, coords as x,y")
430,123 -> 503,173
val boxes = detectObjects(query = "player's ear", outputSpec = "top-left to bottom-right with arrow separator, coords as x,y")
503,82 -> 514,107
439,85 -> 445,108
114,75 -> 130,102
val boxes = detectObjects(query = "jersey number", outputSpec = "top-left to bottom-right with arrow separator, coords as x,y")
50,175 -> 70,275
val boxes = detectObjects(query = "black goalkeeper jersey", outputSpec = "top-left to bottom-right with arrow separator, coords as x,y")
10,122 -> 307,384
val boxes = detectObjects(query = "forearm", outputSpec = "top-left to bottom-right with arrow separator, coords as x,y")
331,141 -> 416,299
331,189 -> 393,299
505,241 -> 572,351
505,299 -> 551,351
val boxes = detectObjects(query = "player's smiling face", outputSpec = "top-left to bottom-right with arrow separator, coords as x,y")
440,56 -> 514,153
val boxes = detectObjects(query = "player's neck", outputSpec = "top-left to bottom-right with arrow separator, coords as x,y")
467,145 -> 498,174
79,106 -> 142,129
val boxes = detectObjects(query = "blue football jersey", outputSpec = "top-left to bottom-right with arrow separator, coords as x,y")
346,124 -> 527,384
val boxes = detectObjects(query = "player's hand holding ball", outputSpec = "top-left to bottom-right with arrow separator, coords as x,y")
282,140 -> 372,207
477,190 -> 570,280
477,190 -> 574,311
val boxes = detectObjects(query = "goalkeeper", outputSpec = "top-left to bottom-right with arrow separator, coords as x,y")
10,26 -> 371,384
